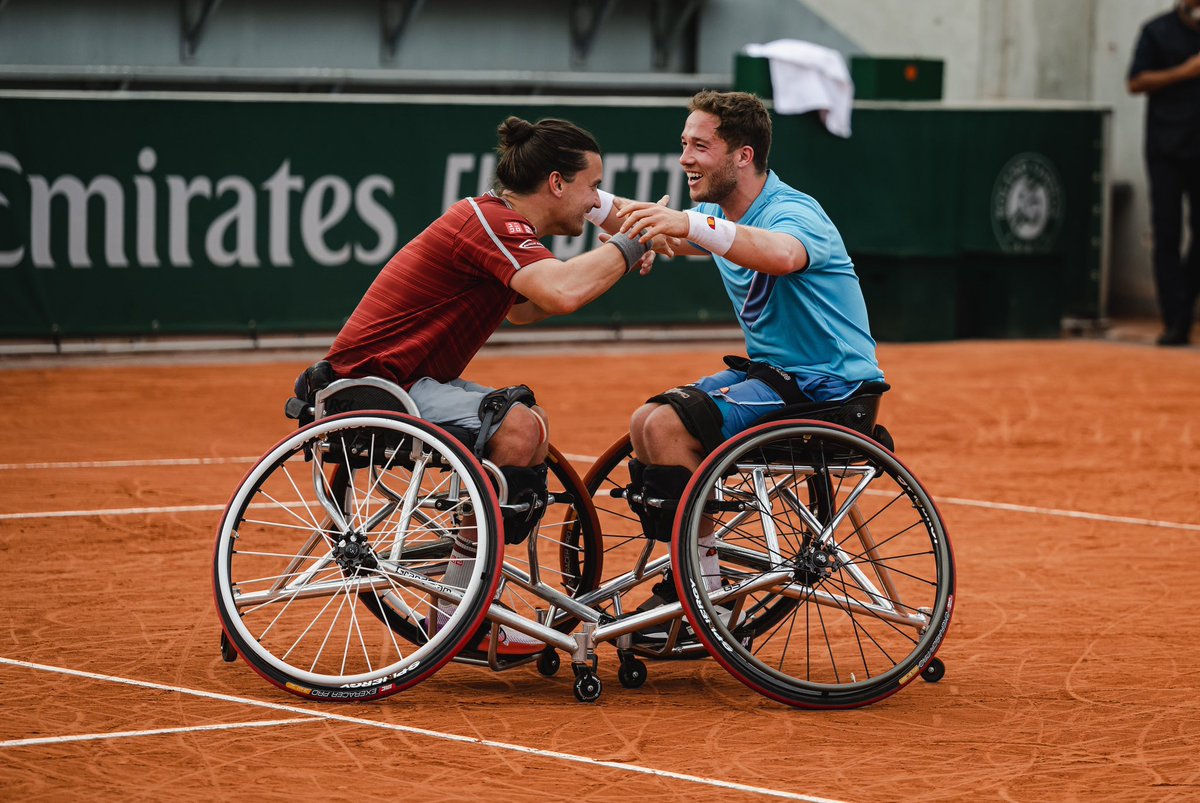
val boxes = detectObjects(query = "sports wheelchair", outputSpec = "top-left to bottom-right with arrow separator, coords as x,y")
213,369 -> 953,708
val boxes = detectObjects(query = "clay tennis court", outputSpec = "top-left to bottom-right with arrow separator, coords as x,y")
1,333 -> 1197,801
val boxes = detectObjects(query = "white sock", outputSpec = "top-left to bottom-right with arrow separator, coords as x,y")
437,533 -> 477,626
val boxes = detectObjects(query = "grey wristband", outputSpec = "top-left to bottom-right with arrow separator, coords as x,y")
606,231 -> 650,274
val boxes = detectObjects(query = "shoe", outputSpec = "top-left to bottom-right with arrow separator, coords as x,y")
630,574 -> 679,646
631,574 -> 737,648
1156,325 -> 1191,346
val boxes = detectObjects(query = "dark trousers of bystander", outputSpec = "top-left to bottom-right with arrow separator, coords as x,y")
1147,150 -> 1200,344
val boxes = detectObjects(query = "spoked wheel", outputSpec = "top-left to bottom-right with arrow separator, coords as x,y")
458,445 -> 604,659
358,444 -> 604,661
581,436 -> 671,611
212,411 -> 502,701
581,435 -> 794,660
672,420 -> 955,709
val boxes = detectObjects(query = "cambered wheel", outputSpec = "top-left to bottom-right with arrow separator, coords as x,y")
580,436 -> 674,628
581,435 -> 803,658
672,420 -> 955,709
357,444 -> 604,660
212,412 -> 502,702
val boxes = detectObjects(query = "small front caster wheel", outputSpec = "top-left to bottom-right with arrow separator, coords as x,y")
920,657 -> 945,683
220,631 -> 237,663
573,672 -> 603,703
536,648 -> 560,677
617,657 -> 647,689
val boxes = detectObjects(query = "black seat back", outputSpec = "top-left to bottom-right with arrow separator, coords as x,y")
756,381 -> 890,437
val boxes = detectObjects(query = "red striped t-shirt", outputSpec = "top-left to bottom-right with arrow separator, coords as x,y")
326,193 -> 555,386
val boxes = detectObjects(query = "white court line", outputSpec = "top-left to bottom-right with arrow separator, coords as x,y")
0,657 -> 846,803
935,495 -> 1200,532
0,717 -> 323,748
0,456 -> 259,470
2,452 -> 1198,534
0,503 -> 229,520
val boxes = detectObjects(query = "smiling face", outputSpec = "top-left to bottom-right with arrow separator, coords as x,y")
551,150 -> 604,237
680,110 -> 741,205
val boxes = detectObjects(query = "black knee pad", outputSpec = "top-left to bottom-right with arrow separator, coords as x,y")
499,463 -> 548,545
626,460 -> 692,542
646,386 -> 726,455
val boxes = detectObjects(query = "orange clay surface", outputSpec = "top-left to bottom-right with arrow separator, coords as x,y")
1,336 -> 1198,802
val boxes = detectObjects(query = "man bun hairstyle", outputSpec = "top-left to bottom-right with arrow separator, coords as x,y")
495,116 -> 601,194
689,90 -> 772,173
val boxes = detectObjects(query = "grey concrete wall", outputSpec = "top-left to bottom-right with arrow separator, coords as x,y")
0,0 -> 694,73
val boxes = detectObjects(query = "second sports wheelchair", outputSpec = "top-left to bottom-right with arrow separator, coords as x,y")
213,366 -> 954,708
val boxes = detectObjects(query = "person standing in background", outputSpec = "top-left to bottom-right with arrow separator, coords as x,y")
1128,0 -> 1200,346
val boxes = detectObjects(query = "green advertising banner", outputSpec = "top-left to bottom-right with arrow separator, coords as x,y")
0,92 -> 1106,340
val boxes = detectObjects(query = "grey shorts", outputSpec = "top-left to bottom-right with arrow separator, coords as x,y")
408,377 -> 504,440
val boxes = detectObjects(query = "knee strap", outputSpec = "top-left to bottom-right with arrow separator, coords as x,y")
626,460 -> 692,542
647,386 -> 726,455
475,384 -> 538,459
498,463 -> 548,545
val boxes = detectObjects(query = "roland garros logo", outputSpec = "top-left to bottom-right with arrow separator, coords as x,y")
991,153 -> 1063,253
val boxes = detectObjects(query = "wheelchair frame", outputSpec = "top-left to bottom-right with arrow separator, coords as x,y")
213,375 -> 954,707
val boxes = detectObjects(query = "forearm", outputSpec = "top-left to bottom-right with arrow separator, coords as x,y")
722,225 -> 804,274
1129,63 -> 1199,94
507,300 -> 552,325
509,244 -> 631,317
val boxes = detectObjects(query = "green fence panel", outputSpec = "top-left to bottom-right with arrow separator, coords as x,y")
1,92 -> 1106,340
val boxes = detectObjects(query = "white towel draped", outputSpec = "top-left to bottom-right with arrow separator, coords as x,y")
743,39 -> 854,138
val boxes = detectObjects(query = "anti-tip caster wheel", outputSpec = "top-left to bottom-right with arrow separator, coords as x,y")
219,630 -> 237,663
572,670 -> 603,703
536,648 -> 560,677
920,657 -> 945,683
617,656 -> 647,689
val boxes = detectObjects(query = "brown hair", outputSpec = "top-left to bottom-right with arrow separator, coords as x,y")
688,90 -> 771,173
494,116 -> 601,194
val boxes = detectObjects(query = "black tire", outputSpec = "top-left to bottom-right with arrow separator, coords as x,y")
212,412 -> 503,702
672,420 -> 955,709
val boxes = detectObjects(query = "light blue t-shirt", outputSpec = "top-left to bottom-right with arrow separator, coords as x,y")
694,170 -> 884,400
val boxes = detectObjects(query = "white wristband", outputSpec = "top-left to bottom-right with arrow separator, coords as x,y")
686,210 -> 736,256
585,189 -> 616,225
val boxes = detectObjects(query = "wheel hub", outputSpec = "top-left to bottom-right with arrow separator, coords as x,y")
333,531 -> 377,574
793,543 -> 838,586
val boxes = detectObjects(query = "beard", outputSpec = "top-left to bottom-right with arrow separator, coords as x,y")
690,157 -> 740,204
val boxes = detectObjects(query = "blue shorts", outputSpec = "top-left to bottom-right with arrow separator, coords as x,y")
691,369 -> 863,443
691,370 -> 786,443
